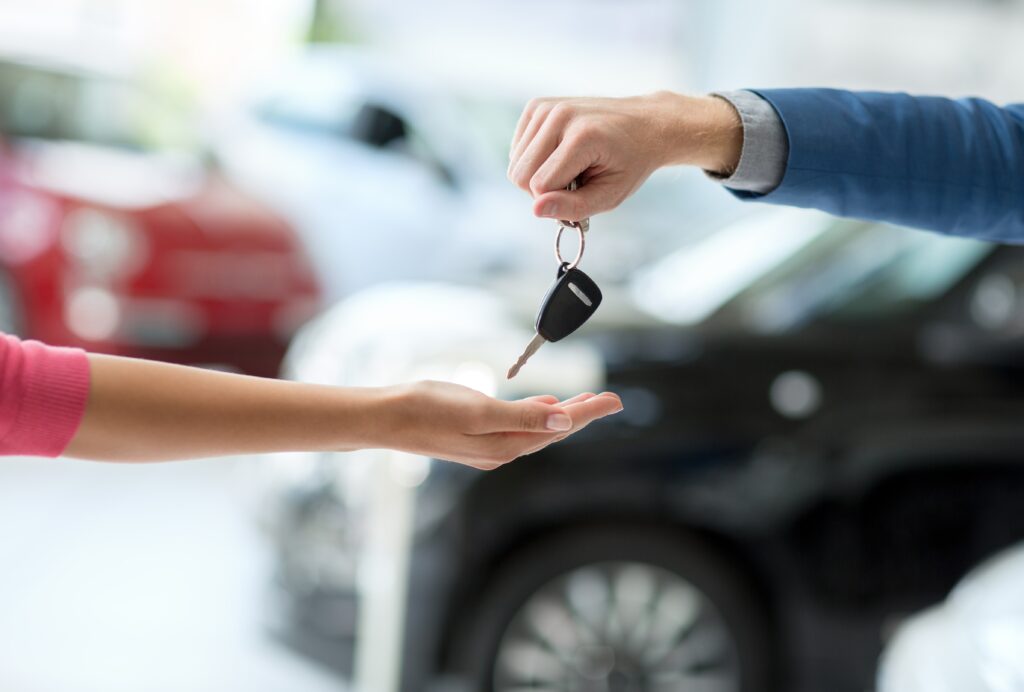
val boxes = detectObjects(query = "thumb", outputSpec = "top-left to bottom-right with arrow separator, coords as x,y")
533,182 -> 618,222
494,400 -> 573,433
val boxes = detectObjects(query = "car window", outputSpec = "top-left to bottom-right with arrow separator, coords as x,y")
0,61 -> 195,153
254,61 -> 362,137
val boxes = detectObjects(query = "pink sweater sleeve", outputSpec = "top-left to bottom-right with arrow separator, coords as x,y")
0,333 -> 91,457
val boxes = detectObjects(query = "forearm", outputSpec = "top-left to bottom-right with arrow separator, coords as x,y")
66,354 -> 389,462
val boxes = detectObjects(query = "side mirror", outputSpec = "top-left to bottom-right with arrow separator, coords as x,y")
351,104 -> 407,149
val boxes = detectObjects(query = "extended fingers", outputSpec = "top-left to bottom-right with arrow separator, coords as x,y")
487,398 -> 572,434
519,392 -> 623,456
476,392 -> 602,440
486,392 -> 622,460
562,391 -> 623,426
507,391 -> 602,429
522,394 -> 561,405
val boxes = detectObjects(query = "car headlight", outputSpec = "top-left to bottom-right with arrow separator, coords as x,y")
61,207 -> 148,280
0,189 -> 60,264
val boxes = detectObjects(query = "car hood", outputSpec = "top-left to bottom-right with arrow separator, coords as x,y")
13,139 -> 290,241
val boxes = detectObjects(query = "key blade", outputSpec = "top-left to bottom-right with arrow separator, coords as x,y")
506,333 -> 546,379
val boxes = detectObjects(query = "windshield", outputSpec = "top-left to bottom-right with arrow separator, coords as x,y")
716,220 -> 993,331
0,61 -> 196,153
633,209 -> 994,333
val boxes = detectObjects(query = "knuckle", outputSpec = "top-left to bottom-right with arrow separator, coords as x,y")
534,100 -> 554,117
518,407 -> 532,432
512,167 -> 532,190
571,120 -> 601,144
547,102 -> 572,122
571,196 -> 588,218
518,407 -> 540,432
529,171 -> 549,196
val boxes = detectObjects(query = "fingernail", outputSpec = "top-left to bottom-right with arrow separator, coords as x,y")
540,202 -> 559,217
546,413 -> 572,431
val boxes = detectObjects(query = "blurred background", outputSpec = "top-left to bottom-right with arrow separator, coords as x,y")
3,1 -> 1024,691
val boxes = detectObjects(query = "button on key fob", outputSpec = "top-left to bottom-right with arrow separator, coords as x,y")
507,265 -> 603,379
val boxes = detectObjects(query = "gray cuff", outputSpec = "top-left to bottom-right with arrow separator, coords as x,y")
706,90 -> 788,194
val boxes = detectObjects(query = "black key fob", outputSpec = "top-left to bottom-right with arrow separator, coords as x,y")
536,265 -> 603,342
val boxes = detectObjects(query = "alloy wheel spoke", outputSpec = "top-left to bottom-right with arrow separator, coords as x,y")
493,561 -> 741,692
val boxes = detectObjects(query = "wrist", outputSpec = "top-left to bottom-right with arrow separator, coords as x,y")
654,92 -> 743,174
336,384 -> 407,452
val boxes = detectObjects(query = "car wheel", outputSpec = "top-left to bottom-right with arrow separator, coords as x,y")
0,269 -> 23,335
451,527 -> 776,692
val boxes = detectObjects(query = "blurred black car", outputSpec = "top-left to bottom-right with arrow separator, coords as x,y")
266,210 -> 1024,692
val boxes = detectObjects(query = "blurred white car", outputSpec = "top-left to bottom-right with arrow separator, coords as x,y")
878,543 -> 1024,692
213,47 -> 744,303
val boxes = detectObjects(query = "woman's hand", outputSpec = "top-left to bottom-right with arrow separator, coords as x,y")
377,382 -> 623,470
508,91 -> 743,222
66,355 -> 622,466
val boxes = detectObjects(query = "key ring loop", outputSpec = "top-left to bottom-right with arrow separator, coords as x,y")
554,178 -> 589,270
554,223 -> 586,270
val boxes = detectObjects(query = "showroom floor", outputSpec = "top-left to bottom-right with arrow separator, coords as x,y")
0,456 -> 344,692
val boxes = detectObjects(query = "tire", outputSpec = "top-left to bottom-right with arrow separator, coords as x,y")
0,268 -> 23,336
450,527 -> 777,692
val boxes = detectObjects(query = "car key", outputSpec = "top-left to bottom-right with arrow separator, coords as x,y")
507,264 -> 602,379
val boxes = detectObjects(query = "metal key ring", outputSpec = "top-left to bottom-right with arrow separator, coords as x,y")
554,178 -> 589,269
554,223 -> 586,270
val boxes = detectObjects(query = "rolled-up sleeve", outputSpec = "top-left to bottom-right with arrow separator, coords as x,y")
0,334 -> 90,457
706,90 -> 790,194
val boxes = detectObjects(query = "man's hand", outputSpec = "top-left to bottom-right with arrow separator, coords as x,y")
382,382 -> 622,471
508,91 -> 743,222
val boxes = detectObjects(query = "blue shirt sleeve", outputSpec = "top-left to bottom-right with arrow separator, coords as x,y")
733,88 -> 1024,243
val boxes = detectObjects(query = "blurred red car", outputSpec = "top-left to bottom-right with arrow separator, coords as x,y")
0,54 -> 320,377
